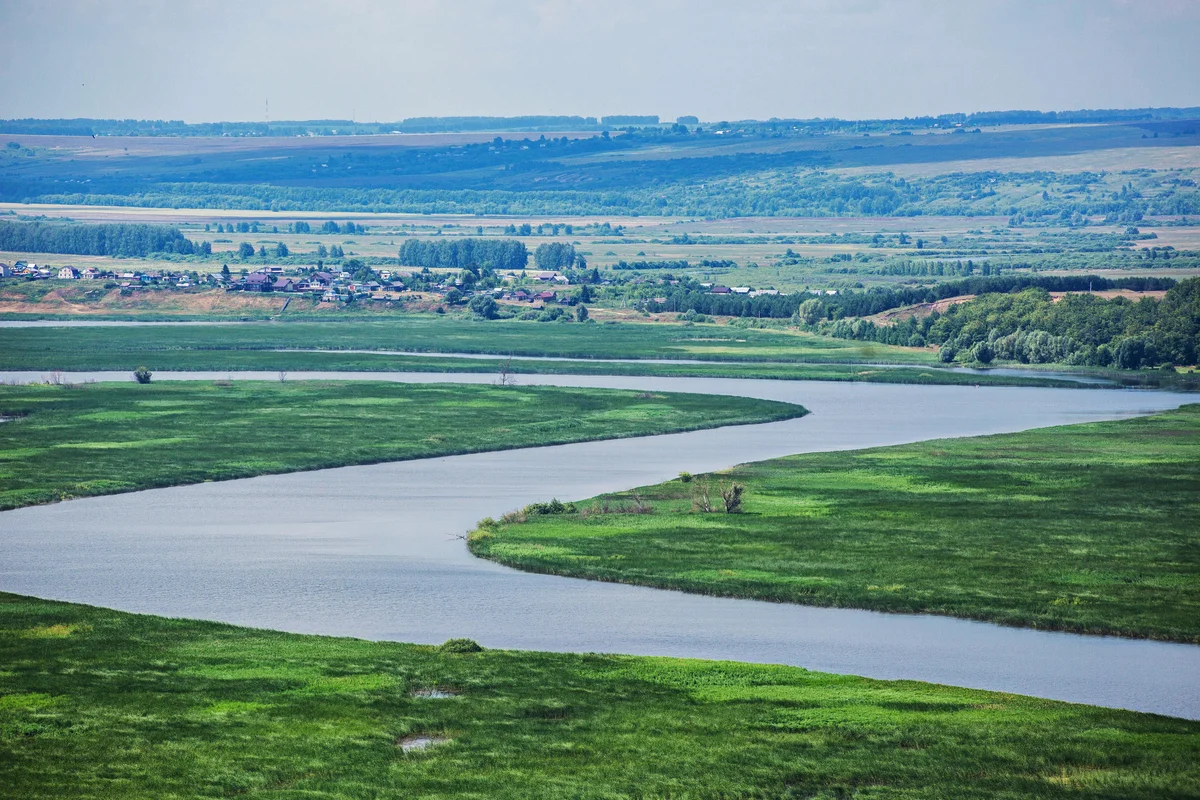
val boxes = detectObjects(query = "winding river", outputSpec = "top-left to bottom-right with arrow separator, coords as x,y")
1,370 -> 1197,719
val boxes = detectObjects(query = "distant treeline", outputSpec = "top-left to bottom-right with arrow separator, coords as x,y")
601,116 -> 659,126
0,220 -> 203,257
613,259 -> 737,271
396,116 -> 599,133
398,238 -> 528,270
644,274 -> 1177,320
4,108 -> 1198,138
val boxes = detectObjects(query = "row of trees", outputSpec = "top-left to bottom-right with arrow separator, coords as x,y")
533,242 -> 584,270
398,238 -> 528,270
643,274 -> 1176,322
0,220 -> 203,257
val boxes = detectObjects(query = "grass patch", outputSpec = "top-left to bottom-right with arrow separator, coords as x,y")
1,592 -> 1197,798
472,405 -> 1200,643
0,380 -> 803,511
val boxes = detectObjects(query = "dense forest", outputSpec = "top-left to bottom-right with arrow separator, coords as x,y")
397,238 -> 528,270
0,220 -> 203,257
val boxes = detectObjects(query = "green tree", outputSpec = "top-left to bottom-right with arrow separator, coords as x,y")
237,242 -> 254,259
575,304 -> 589,322
468,294 -> 499,319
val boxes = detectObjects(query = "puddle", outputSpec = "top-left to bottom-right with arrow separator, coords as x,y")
397,735 -> 450,753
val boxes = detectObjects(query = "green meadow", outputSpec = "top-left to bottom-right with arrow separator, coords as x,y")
2,593 -> 1198,799
0,380 -> 802,511
472,405 -> 1200,643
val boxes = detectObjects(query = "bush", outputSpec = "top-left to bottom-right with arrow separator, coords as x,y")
524,498 -> 577,515
678,471 -> 693,483
970,341 -> 994,364
439,638 -> 483,654
133,366 -> 152,384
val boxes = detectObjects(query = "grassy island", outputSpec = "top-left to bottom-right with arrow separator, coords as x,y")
471,406 -> 1200,643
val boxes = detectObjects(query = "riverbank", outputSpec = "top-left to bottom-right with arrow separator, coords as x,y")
0,380 -> 803,511
4,375 -> 1192,717
2,592 -> 1197,799
471,405 -> 1200,643
4,319 -> 1193,389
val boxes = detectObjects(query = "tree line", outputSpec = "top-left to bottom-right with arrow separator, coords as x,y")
398,238 -> 528,270
0,220 -> 204,257
643,274 -> 1176,321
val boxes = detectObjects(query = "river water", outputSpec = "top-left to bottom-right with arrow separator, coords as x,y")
1,371 -> 1197,719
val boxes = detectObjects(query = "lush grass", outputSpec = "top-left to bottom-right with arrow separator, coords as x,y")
0,380 -> 802,511
2,593 -> 1198,799
472,406 -> 1200,643
0,317 -> 938,365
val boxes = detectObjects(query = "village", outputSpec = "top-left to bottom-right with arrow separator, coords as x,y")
0,259 -> 595,308
0,257 -> 795,316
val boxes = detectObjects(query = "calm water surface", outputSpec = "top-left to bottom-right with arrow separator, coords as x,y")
1,371 -> 1197,718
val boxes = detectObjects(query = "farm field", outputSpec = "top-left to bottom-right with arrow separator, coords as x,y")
2,591 -> 1197,800
471,405 -> 1200,643
0,380 -> 802,511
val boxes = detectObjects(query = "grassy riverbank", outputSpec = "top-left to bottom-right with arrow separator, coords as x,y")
0,381 -> 802,511
2,593 -> 1198,799
4,319 -> 1188,389
471,406 -> 1200,643
0,317 -> 937,364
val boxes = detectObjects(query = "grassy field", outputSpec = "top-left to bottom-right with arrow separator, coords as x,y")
0,380 -> 802,511
0,317 -> 937,364
471,405 -> 1200,643
2,593 -> 1198,799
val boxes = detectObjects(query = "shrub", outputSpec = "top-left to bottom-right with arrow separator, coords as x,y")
439,638 -> 483,654
524,498 -> 577,515
678,471 -> 693,483
133,366 -> 152,384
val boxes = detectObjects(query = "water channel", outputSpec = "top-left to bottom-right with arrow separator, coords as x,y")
1,370 -> 1197,719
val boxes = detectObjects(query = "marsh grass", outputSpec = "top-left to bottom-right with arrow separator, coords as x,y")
1,592 -> 1198,799
473,405 -> 1200,643
0,380 -> 803,511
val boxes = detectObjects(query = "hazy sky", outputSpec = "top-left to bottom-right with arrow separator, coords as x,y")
3,0 -> 1199,123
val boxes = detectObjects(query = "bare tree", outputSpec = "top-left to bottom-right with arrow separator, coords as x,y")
278,370 -> 288,383
497,356 -> 516,386
721,482 -> 745,513
692,478 -> 714,513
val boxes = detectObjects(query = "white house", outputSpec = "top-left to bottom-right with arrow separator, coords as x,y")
57,267 -> 79,280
